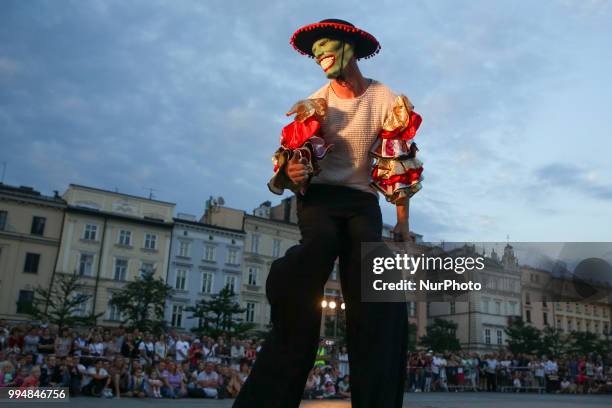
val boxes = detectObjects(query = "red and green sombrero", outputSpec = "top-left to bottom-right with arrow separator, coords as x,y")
290,19 -> 380,60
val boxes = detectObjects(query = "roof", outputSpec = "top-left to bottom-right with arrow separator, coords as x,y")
68,184 -> 175,206
173,217 -> 245,235
0,182 -> 66,206
67,205 -> 173,228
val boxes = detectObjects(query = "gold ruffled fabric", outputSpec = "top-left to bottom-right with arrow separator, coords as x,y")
382,95 -> 414,133
286,98 -> 327,122
370,94 -> 423,204
268,98 -> 330,196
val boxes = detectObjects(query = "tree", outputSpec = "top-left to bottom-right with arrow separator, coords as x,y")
505,318 -> 542,355
109,270 -> 173,333
539,326 -> 567,358
186,286 -> 255,338
419,318 -> 461,352
27,272 -> 101,330
568,331 -> 608,355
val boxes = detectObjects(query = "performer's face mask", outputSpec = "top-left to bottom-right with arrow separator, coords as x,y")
312,37 -> 354,79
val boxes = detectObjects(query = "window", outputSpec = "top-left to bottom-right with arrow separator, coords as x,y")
577,320 -> 582,331
526,309 -> 532,323
114,259 -> 128,281
175,269 -> 187,290
542,296 -> 547,308
225,275 -> 236,293
251,234 -> 259,253
204,245 -> 216,261
508,301 -> 517,316
543,312 -> 548,325
84,224 -> 98,241
407,302 -> 416,317
30,216 -> 46,236
178,241 -> 190,257
23,253 -> 40,273
495,301 -> 501,315
567,319 -> 573,331
450,301 -> 456,315
557,319 -> 563,331
496,330 -> 503,345
245,302 -> 256,322
171,304 -> 184,328
525,292 -> 531,305
248,266 -> 258,285
118,230 -> 131,246
484,328 -> 491,344
17,290 -> 34,313
202,272 -> 213,294
140,262 -> 154,276
73,293 -> 88,317
144,233 -> 157,250
227,248 -> 238,265
0,210 -> 7,230
108,303 -> 121,321
79,254 -> 94,276
272,239 -> 281,257
575,303 -> 581,314
481,297 -> 490,313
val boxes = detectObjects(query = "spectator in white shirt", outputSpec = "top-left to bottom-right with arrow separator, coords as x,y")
175,335 -> 190,363
196,362 -> 220,398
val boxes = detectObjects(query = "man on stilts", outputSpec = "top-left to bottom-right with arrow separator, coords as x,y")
233,19 -> 424,408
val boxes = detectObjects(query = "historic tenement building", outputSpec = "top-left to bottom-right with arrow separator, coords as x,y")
427,244 -> 523,353
0,183 -> 66,321
165,213 -> 245,331
55,184 -> 175,324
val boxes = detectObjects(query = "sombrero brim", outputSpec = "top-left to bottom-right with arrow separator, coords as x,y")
291,22 -> 380,60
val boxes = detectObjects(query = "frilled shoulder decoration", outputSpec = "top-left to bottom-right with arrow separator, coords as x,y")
268,98 -> 333,195
370,94 -> 424,204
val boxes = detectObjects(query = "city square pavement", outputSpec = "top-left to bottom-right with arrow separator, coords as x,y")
12,393 -> 612,408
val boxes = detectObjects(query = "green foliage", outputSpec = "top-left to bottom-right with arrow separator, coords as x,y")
28,272 -> 101,330
505,318 -> 542,355
419,318 -> 461,352
108,269 -> 173,334
539,326 -> 567,358
186,286 -> 255,338
568,331 -> 610,355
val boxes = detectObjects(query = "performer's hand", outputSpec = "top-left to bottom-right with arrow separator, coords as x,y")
392,221 -> 412,242
286,153 -> 310,185
393,199 -> 413,242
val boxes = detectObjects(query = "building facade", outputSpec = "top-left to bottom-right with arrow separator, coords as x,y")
0,184 -> 66,321
55,185 -> 175,325
521,265 -> 611,338
164,213 -> 245,332
427,244 -> 523,353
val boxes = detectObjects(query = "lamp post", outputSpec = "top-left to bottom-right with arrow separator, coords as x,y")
321,298 -> 345,338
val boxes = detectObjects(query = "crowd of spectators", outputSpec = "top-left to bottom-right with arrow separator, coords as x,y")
0,320 -> 609,400
405,351 -> 612,394
0,321 -> 351,400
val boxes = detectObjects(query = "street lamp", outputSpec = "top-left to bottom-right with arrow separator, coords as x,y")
322,298 -> 345,338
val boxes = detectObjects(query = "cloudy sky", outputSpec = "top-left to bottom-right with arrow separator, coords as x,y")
1,0 -> 611,242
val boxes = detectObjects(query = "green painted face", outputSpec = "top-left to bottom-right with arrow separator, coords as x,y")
311,37 -> 354,79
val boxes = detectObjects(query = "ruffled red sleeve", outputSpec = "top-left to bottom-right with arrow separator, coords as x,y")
369,95 -> 424,204
268,99 -> 333,195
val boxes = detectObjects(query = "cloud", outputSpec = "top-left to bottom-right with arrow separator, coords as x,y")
535,163 -> 612,201
0,0 -> 611,241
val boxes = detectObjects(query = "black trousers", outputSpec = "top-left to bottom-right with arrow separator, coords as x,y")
233,184 -> 408,408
